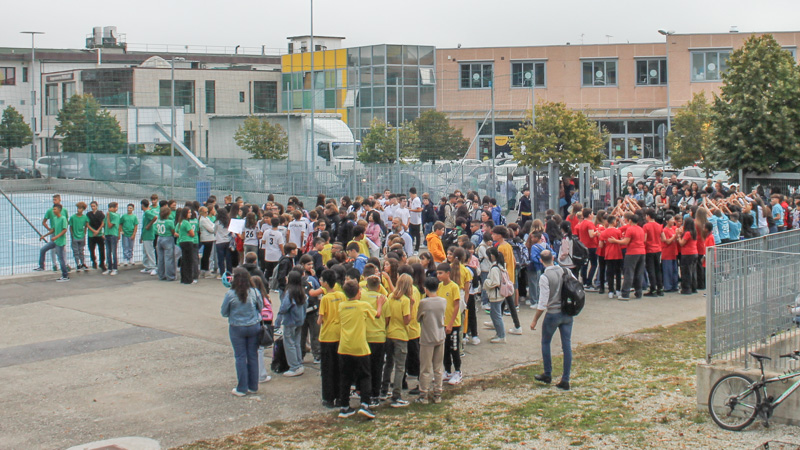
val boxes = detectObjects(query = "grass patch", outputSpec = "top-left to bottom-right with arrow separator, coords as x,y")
175,319 -> 706,449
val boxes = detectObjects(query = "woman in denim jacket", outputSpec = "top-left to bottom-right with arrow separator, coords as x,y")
221,267 -> 264,396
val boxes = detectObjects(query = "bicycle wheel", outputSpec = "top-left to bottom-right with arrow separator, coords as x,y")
708,373 -> 761,431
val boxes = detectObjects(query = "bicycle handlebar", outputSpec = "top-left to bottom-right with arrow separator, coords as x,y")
780,351 -> 800,360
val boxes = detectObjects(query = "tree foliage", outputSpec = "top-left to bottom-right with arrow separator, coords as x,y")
0,106 -> 32,158
414,110 -> 469,162
509,101 -> 605,174
233,116 -> 288,159
54,94 -> 126,153
359,118 -> 419,163
711,34 -> 800,173
666,92 -> 716,171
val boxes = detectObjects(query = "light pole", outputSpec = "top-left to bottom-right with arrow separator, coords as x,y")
309,0 -> 314,174
171,56 -> 185,197
658,29 -> 675,132
525,68 -> 536,127
21,31 -> 44,160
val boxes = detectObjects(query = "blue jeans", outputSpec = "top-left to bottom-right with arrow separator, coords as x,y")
527,268 -> 542,304
283,325 -> 304,372
121,235 -> 134,262
662,259 -> 678,291
541,312 -> 573,382
39,241 -> 67,277
489,300 -> 505,339
423,222 -> 433,237
480,272 -> 489,306
157,236 -> 176,281
229,323 -> 261,393
216,242 -> 233,276
105,235 -> 119,270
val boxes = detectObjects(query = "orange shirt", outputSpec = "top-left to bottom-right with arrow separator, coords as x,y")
426,232 -> 446,263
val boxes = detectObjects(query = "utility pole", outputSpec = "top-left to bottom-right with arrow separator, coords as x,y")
21,31 -> 44,160
309,0 -> 315,175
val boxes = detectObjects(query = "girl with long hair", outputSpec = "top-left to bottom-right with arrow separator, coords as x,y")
176,207 -> 197,285
677,217 -> 699,295
418,251 -> 437,277
483,247 -> 507,343
276,271 -> 307,377
220,268 -> 263,396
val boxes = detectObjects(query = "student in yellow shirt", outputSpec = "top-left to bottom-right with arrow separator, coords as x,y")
436,263 -> 464,385
491,225 -> 522,335
381,273 -> 413,407
398,264 -> 422,396
336,280 -> 377,420
359,264 -> 389,296
451,247 -> 473,353
318,270 -> 346,408
358,274 -> 387,410
319,231 -> 333,265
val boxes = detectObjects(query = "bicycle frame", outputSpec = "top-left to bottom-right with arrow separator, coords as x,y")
763,371 -> 800,409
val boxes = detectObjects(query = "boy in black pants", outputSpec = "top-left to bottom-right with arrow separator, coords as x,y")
336,280 -> 377,419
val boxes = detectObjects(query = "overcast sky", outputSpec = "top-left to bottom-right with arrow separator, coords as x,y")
4,0 -> 800,51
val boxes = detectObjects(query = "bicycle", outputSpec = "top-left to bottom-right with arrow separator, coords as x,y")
708,350 -> 800,431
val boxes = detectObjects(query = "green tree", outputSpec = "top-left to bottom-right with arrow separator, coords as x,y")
711,34 -> 800,173
667,92 -> 716,171
414,110 -> 469,162
359,118 -> 419,163
509,101 -> 605,174
0,106 -> 33,161
55,94 -> 126,153
233,116 -> 288,159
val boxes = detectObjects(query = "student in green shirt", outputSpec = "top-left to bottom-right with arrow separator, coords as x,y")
104,202 -> 121,275
68,201 -> 90,272
42,193 -> 69,272
155,205 -> 178,281
119,203 -> 139,267
140,199 -> 158,274
176,206 -> 198,285
35,204 -> 70,281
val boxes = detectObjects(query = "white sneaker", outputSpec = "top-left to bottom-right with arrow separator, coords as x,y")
470,336 -> 481,346
150,269 -> 157,276
489,336 -> 506,344
608,291 -> 615,299
529,303 -> 537,309
140,268 -> 150,273
447,371 -> 463,385
483,321 -> 495,330
508,327 -> 522,335
192,280 -> 198,284
110,270 -> 118,276
102,270 -> 110,275
258,375 -> 272,383
443,371 -> 452,382
283,367 -> 305,377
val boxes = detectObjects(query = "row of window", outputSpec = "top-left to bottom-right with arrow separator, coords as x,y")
156,80 -> 277,114
0,67 -> 29,86
458,50 -> 753,89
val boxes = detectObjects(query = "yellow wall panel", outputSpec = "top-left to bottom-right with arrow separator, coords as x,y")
335,49 -> 347,68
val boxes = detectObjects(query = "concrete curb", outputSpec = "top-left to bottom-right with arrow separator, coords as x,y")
0,263 -> 146,286
66,437 -> 160,450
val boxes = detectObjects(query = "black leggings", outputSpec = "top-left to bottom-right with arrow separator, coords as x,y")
200,241 -> 214,271
88,236 -> 105,267
605,259 -> 622,293
443,327 -> 461,373
680,254 -> 698,293
179,242 -> 196,284
466,294 -> 478,338
503,296 -> 521,329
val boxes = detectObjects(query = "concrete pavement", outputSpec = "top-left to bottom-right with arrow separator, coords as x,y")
0,266 -> 707,449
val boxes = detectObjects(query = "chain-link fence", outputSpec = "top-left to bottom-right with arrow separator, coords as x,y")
706,229 -> 800,371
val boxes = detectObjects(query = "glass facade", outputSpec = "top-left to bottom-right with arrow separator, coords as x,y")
598,119 -> 668,160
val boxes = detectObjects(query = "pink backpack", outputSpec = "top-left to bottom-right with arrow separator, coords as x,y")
495,265 -> 515,298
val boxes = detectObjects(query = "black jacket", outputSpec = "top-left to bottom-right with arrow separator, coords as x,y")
242,263 -> 268,288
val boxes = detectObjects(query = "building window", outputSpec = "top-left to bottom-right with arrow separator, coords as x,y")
159,80 -> 195,113
511,62 -> 545,87
636,59 -> 667,85
45,84 -> 58,115
239,92 -> 245,103
62,82 -> 76,104
22,67 -> 28,83
582,60 -> 617,86
691,50 -> 730,81
460,63 -> 493,89
253,81 -> 277,113
0,67 -> 16,86
82,69 -> 134,106
205,80 -> 215,114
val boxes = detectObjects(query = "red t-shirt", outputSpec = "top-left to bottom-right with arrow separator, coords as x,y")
661,226 -> 678,260
697,231 -> 708,256
624,225 -> 646,255
567,214 -> 581,232
595,225 -> 606,257
618,224 -> 630,250
642,221 -> 663,254
578,220 -> 597,249
680,232 -> 699,255
600,227 -> 622,260
702,234 -> 715,267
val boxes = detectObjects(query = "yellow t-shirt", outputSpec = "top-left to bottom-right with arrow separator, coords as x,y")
337,299 -> 374,356
320,243 -> 333,264
384,294 -> 411,341
439,281 -> 462,328
359,289 -> 387,343
459,264 -> 474,292
348,238 -> 370,257
407,286 -> 421,340
359,279 -> 389,297
498,242 -> 516,283
319,291 -> 346,342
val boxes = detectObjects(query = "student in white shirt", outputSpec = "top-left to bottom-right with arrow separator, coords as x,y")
287,210 -> 306,248
395,198 -> 411,231
262,217 -> 285,280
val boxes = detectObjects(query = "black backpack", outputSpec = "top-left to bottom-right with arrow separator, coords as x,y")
560,267 -> 585,316
570,237 -> 589,268
442,229 -> 459,251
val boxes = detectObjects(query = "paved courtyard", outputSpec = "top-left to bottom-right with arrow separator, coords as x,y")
0,267 -> 706,449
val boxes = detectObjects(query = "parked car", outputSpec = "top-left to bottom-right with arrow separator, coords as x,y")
35,155 -> 83,179
0,158 -> 41,178
677,167 -> 729,186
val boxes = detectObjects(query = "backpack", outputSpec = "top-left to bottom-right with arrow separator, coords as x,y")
442,229 -> 459,251
511,237 -> 529,267
495,265 -> 515,298
560,267 -> 585,316
529,243 -> 547,272
570,237 -> 589,267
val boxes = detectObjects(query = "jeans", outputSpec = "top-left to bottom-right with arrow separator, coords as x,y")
282,325 -> 304,372
423,222 -> 433,237
142,240 -> 156,270
121,235 -> 134,262
527,268 -> 542,304
301,310 -> 321,360
541,312 -> 573,382
645,252 -> 663,292
621,253 -> 645,298
70,236 -> 86,268
88,235 -> 105,268
39,241 -> 67,277
480,272 -> 489,306
662,259 -> 678,291
258,346 -> 269,381
490,300 -> 505,338
504,296 -> 521,328
105,235 -> 119,270
229,323 -> 261,394
157,236 -> 176,281
216,243 -> 233,276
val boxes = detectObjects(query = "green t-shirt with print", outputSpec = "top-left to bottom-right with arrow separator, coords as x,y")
52,215 -> 68,246
177,220 -> 196,244
68,214 -> 89,240
141,209 -> 158,240
105,211 -> 121,236
154,219 -> 175,237
120,213 -> 139,237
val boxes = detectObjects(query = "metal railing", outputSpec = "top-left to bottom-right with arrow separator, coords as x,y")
706,229 -> 800,371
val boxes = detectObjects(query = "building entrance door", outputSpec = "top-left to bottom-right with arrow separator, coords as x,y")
627,136 -> 644,159
610,136 -> 625,159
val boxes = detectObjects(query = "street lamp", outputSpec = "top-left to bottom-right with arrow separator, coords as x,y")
21,31 -> 44,160
658,29 -> 675,132
171,56 -> 185,197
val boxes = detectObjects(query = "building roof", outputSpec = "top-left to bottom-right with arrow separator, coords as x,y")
286,35 -> 345,40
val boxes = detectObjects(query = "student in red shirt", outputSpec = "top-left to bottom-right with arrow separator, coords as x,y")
695,217 -> 709,291
608,214 -> 646,300
642,209 -> 664,297
660,214 -> 679,292
676,217 -> 699,295
567,203 -> 582,232
600,215 -> 623,299
594,211 -> 607,295
578,208 -> 599,291
702,222 -> 715,269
